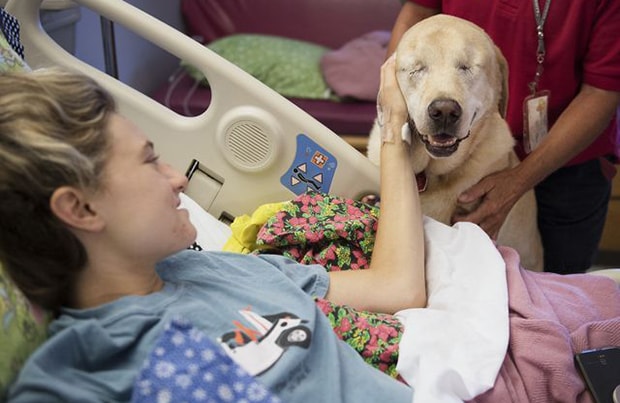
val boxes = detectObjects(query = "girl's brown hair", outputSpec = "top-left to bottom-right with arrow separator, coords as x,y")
0,68 -> 116,314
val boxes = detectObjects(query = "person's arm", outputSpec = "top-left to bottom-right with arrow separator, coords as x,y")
454,84 -> 620,238
325,56 -> 426,314
385,2 -> 439,58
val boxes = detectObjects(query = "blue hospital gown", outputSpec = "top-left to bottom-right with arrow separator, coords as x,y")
8,249 -> 412,403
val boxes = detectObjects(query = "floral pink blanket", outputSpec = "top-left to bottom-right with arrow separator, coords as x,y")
470,246 -> 620,403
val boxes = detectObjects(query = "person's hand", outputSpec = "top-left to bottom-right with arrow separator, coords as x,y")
452,167 -> 526,239
377,54 -> 409,144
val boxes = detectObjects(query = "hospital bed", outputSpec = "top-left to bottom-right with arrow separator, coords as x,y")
1,0 -> 620,402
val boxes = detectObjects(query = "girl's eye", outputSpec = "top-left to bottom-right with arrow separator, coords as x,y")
147,154 -> 160,164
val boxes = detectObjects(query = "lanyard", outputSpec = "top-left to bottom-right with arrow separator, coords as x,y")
529,0 -> 551,94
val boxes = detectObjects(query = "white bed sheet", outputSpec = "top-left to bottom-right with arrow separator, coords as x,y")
179,192 -> 232,251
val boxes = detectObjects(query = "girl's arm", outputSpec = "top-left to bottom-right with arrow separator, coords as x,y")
325,56 -> 426,314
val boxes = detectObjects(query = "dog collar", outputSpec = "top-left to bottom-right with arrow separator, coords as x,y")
416,171 -> 427,192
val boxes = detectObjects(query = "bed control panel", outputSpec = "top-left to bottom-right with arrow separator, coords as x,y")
185,159 -> 224,213
280,134 -> 337,195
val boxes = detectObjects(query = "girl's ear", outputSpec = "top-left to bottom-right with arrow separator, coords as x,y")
50,186 -> 104,232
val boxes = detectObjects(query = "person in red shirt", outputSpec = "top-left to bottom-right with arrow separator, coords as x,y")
386,0 -> 620,274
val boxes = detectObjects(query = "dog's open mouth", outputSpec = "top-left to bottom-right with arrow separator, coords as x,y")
409,119 -> 468,158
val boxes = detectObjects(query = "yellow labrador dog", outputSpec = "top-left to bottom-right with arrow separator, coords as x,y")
367,15 -> 543,271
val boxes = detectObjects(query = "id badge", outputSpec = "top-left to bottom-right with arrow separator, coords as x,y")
523,90 -> 550,154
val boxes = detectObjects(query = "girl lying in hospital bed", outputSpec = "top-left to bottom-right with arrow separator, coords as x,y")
1,63 -> 619,403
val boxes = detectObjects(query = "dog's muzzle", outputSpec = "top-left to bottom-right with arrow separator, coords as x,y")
408,119 -> 471,158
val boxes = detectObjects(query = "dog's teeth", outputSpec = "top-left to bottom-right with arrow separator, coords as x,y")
429,137 -> 457,147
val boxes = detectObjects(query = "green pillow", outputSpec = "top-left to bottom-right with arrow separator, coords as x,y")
0,30 -> 49,399
0,262 -> 50,399
183,34 -> 337,100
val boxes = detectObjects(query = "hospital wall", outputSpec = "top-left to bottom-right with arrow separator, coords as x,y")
70,0 -> 183,95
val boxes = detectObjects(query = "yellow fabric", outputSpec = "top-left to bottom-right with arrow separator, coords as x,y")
222,201 -> 290,253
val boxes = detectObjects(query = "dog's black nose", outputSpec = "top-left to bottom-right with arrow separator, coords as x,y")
428,99 -> 462,125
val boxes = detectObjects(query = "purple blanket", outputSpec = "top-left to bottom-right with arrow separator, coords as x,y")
471,246 -> 620,403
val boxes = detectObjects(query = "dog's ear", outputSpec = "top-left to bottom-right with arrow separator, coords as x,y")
494,45 -> 509,118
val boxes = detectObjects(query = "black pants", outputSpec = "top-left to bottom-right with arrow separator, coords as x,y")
535,157 -> 614,274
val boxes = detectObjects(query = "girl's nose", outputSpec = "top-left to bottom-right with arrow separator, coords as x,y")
164,163 -> 188,192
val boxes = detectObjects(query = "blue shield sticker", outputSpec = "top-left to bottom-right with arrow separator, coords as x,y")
280,134 -> 337,195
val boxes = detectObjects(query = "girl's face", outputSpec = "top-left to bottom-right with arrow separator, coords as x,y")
90,114 -> 197,263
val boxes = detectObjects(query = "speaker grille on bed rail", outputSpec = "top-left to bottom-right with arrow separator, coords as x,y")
223,120 -> 273,171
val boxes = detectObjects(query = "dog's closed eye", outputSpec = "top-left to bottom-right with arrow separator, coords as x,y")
409,65 -> 427,77
457,64 -> 472,74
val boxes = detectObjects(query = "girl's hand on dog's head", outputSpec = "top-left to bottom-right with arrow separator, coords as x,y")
377,54 -> 410,145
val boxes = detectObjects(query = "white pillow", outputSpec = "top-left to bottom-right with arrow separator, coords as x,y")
179,193 -> 232,251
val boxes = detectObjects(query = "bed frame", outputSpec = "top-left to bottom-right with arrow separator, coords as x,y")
6,0 -> 381,223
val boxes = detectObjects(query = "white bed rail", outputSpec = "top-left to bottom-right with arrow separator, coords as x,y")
6,0 -> 381,221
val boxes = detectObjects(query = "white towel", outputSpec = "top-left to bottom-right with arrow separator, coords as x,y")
395,217 -> 509,403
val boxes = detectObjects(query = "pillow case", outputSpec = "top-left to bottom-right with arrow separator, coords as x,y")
182,34 -> 335,100
320,30 -> 390,101
0,262 -> 50,399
